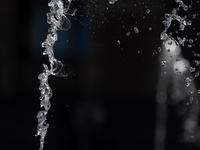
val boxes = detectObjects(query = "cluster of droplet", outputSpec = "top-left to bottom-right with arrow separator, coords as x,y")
36,0 -> 71,150
160,0 -> 193,53
159,0 -> 200,88
160,5 -> 191,43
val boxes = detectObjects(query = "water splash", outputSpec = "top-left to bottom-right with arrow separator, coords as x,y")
36,0 -> 72,150
160,0 -> 191,46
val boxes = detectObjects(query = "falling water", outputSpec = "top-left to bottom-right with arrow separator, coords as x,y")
36,0 -> 72,150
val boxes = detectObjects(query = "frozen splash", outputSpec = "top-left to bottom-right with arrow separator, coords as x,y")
36,0 -> 72,150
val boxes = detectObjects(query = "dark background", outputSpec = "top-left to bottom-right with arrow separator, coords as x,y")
1,0 -> 200,150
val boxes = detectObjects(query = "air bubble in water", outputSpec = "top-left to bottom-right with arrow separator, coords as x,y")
133,27 -> 139,33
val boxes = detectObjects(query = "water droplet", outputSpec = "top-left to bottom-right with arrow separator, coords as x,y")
160,32 -> 168,40
133,27 -> 139,33
60,16 -> 71,31
196,100 -> 199,104
190,97 -> 193,102
198,90 -> 200,94
148,27 -> 152,30
161,61 -> 166,67
192,14 -> 196,19
190,67 -> 195,72
195,71 -> 199,77
146,9 -> 150,13
117,40 -> 120,44
158,47 -> 162,52
126,32 -> 130,36
186,102 -> 190,106
108,0 -> 118,4
190,136 -> 194,139
191,90 -> 194,94
188,44 -> 192,48
185,77 -> 192,87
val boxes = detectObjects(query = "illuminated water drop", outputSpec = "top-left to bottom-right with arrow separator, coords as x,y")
158,47 -> 162,52
189,39 -> 194,43
185,77 -> 192,87
108,0 -> 118,4
190,97 -> 193,102
195,71 -> 199,77
146,9 -> 150,13
133,27 -> 139,33
191,90 -> 194,94
192,14 -> 196,19
117,40 -> 121,44
160,32 -> 168,40
126,32 -> 130,36
161,61 -> 166,67
149,27 -> 152,30
189,67 -> 195,72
